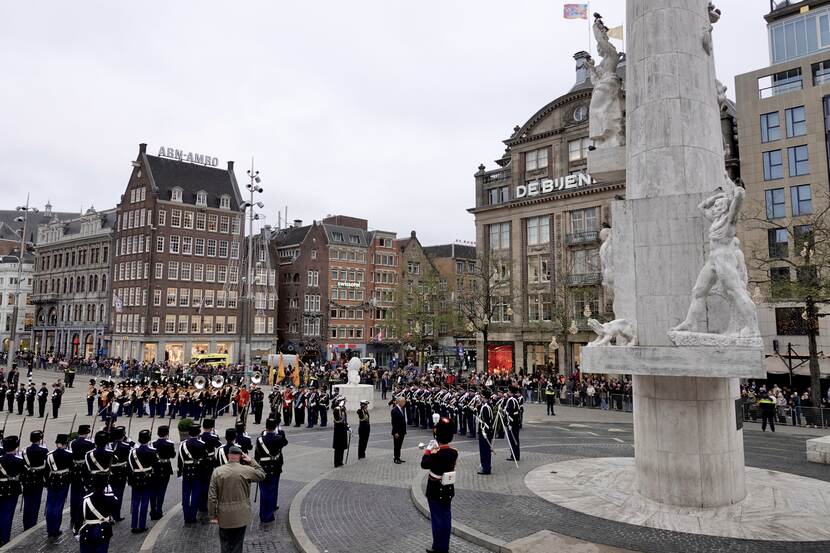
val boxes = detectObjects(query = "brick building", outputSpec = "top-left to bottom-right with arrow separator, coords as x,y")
110,143 -> 246,364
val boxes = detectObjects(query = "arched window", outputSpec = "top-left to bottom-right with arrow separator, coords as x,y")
101,274 -> 107,292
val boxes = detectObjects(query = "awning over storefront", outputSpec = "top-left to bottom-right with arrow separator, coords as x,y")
764,354 -> 830,377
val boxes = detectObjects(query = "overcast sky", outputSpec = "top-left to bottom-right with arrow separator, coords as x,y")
0,0 -> 769,245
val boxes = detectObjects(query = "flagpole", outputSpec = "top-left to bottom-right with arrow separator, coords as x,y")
587,2 -> 591,56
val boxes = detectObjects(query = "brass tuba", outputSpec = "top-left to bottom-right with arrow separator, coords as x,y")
193,375 -> 207,390
251,371 -> 263,385
211,375 -> 225,389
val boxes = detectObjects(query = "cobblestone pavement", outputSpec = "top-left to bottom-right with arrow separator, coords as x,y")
2,374 -> 828,553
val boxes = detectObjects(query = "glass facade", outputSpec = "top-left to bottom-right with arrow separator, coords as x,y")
770,8 -> 830,64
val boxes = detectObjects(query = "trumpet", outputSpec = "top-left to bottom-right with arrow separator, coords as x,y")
211,375 -> 225,389
193,375 -> 207,390
251,371 -> 262,385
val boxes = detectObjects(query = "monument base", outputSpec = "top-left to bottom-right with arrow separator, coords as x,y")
581,345 -> 765,378
807,435 -> 830,464
336,384 -> 375,410
587,145 -> 626,182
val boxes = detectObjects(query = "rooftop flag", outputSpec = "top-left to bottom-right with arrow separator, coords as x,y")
564,4 -> 589,20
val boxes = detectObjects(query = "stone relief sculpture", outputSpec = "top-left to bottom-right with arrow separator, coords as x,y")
599,226 -> 613,297
347,356 -> 362,385
702,2 -> 721,55
670,174 -> 760,342
587,318 -> 637,347
587,13 -> 625,150
715,79 -> 728,112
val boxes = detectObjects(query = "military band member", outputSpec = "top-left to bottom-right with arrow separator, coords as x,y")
318,389 -> 330,427
150,425 -> 175,521
421,417 -> 458,553
69,425 -> 95,530
37,382 -> 48,418
0,435 -> 24,545
251,385 -> 265,425
21,430 -> 49,530
255,417 -> 287,524
198,418 -> 221,520
128,430 -> 159,534
306,388 -> 318,428
477,391 -> 494,475
332,397 -> 349,467
281,387 -> 293,427
178,424 -> 206,525
357,400 -> 370,459
109,427 -> 132,522
293,387 -> 306,428
87,380 -> 97,417
78,473 -> 117,553
45,433 -> 73,537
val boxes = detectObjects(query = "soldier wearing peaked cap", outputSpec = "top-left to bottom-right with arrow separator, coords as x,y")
198,418 -> 221,520
255,416 -> 287,524
150,426 -> 174,521
178,424 -> 207,524
70,425 -> 95,530
45,433 -> 72,537
128,429 -> 159,534
0,435 -> 24,545
78,472 -> 117,553
21,430 -> 49,530
234,421 -> 252,454
357,400 -> 371,460
109,426 -> 131,522
37,382 -> 48,418
216,429 -> 238,467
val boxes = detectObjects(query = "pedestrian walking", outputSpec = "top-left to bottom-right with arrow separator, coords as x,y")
208,446 -> 265,553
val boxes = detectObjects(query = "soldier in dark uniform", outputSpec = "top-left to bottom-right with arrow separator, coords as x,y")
108,426 -> 131,522
150,425 -> 175,521
37,382 -> 49,418
216,428 -> 237,466
420,417 -> 458,553
234,421 -> 252,454
504,388 -> 521,462
198,418 -> 221,520
128,430 -> 159,534
51,384 -> 63,419
251,386 -> 265,425
16,384 -> 26,415
177,424 -> 206,524
21,430 -> 49,529
69,425 -> 95,530
293,388 -> 306,427
25,383 -> 36,416
0,435 -> 24,545
318,389 -> 330,427
45,433 -> 73,537
477,391 -> 494,475
357,400 -> 370,459
281,387 -> 293,427
78,473 -> 117,553
255,416 -> 287,524
86,380 -> 97,417
332,397 -> 349,467
5,384 -> 13,413
305,388 -> 318,428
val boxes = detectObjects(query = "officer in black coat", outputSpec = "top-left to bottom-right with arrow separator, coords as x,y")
15,384 -> 26,415
177,424 -> 206,524
109,426 -> 132,522
128,430 -> 159,533
78,473 -> 117,553
51,384 -> 62,419
21,430 -> 49,530
251,386 -> 265,425
255,416 -> 287,523
69,425 -> 95,530
37,382 -> 48,418
0,435 -> 24,545
25,383 -> 36,416
504,387 -> 522,462
477,391 -> 494,475
216,428 -> 237,467
391,397 -> 407,464
318,390 -> 330,427
234,421 -> 253,454
332,397 -> 349,467
198,418 -> 221,519
357,400 -> 371,459
420,417 -> 458,553
150,425 -> 175,521
45,433 -> 73,537
5,384 -> 14,413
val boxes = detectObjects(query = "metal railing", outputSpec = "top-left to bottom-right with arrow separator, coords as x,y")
565,230 -> 600,246
741,402 -> 830,429
566,272 -> 602,286
525,390 -> 634,412
759,77 -> 803,99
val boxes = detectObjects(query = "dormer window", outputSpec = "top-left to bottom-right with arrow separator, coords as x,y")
196,190 -> 208,207
332,232 -> 344,241
171,187 -> 183,202
220,194 -> 230,210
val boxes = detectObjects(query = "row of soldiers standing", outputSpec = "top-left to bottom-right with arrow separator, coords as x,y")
0,381 -> 63,418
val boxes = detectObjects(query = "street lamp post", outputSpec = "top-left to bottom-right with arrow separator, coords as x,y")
6,195 -> 38,369
242,161 -> 264,369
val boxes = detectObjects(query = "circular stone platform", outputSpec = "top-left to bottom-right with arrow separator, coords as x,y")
525,458 -> 830,542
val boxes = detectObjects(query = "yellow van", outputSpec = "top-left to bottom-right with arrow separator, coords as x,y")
189,353 -> 230,367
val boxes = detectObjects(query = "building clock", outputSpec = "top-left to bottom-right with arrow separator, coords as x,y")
573,105 -> 588,122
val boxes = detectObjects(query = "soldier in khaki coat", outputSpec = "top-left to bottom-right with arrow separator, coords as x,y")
208,446 -> 266,553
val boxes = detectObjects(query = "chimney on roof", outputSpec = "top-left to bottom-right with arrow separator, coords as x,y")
410,230 -> 416,239
294,219 -> 302,228
227,160 -> 234,171
139,143 -> 147,154
44,201 -> 52,216
574,51 -> 591,85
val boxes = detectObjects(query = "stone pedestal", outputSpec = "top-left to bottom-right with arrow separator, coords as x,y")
337,384 -> 375,410
806,435 -> 830,464
587,145 -> 626,183
633,375 -> 745,507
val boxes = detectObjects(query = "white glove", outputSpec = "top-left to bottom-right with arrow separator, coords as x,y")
427,439 -> 439,452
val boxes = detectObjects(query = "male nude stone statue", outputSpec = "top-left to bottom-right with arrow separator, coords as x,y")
672,175 -> 759,337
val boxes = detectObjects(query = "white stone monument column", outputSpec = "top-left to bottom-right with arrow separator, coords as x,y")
583,0 -> 763,508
